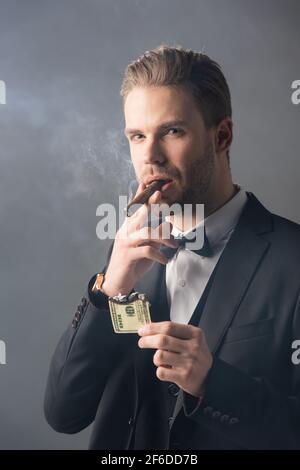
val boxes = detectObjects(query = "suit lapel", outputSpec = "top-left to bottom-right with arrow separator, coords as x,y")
198,192 -> 273,353
134,260 -> 169,323
198,221 -> 270,354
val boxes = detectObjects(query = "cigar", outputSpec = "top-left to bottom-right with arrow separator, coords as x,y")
126,180 -> 166,217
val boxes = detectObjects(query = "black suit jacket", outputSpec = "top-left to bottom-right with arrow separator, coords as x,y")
44,192 -> 300,449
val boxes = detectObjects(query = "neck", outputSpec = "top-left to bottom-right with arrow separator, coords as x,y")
169,182 -> 238,232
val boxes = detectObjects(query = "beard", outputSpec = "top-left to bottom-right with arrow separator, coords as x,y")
174,141 -> 215,207
137,140 -> 215,211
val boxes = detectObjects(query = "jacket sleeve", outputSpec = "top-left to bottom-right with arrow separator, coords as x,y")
181,289 -> 300,449
44,243 -> 135,434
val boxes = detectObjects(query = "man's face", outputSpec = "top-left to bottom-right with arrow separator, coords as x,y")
124,85 -> 217,206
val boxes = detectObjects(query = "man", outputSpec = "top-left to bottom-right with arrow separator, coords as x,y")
44,45 -> 300,449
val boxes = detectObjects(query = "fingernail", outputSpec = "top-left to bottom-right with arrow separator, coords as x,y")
138,327 -> 147,335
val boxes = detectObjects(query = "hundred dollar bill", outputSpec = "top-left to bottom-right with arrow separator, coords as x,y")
108,292 -> 152,333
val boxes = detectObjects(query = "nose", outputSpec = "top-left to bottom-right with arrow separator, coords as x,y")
143,137 -> 166,165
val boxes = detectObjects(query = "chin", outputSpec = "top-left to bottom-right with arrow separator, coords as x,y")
159,192 -> 183,207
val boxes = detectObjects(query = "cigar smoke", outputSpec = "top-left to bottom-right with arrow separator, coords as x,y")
51,110 -> 134,198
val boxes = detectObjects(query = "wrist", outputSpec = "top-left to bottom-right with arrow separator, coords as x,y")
101,280 -> 121,297
101,278 -> 133,298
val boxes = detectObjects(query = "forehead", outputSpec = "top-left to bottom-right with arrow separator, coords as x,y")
124,86 -> 203,129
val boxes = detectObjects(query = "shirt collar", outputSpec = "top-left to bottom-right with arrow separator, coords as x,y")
170,184 -> 248,247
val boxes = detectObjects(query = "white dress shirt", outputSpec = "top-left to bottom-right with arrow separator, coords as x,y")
166,185 -> 248,324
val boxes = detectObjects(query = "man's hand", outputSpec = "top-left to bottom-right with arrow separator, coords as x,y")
138,321 -> 213,398
102,183 -> 179,297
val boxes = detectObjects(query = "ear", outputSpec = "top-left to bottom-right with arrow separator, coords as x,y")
215,117 -> 233,154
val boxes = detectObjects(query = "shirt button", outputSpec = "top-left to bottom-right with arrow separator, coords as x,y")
179,279 -> 186,287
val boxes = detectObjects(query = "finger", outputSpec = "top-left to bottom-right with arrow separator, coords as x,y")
138,333 -> 188,354
133,245 -> 169,265
135,181 -> 146,196
133,188 -> 164,222
153,349 -> 184,369
138,321 -> 201,340
132,238 -> 179,251
136,238 -> 179,250
154,221 -> 176,241
123,181 -> 147,227
146,190 -> 166,218
125,190 -> 163,234
130,225 -> 180,248
147,189 -> 162,206
155,366 -> 179,383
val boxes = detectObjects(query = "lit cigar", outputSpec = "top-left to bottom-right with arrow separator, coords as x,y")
126,180 -> 166,217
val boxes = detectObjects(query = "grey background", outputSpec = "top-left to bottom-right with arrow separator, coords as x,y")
0,0 -> 299,449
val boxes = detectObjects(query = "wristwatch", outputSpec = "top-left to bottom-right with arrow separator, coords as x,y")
92,272 -> 106,294
89,272 -> 152,333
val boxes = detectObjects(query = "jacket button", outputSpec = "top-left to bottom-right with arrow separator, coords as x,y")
220,414 -> 229,424
212,410 -> 221,420
128,417 -> 135,426
203,406 -> 213,417
168,383 -> 179,396
74,311 -> 81,321
72,319 -> 78,328
76,305 -> 83,315
81,297 -> 87,308
228,417 -> 239,426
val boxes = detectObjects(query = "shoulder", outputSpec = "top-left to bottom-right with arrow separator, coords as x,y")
265,211 -> 300,275
246,191 -> 300,245
244,192 -> 300,268
270,212 -> 300,245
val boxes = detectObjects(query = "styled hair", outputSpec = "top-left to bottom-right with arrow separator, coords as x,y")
120,44 -> 232,162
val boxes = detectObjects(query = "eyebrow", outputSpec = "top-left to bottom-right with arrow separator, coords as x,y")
124,119 -> 188,136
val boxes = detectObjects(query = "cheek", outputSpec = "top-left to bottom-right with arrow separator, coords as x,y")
166,142 -> 189,168
171,137 -> 198,162
170,143 -> 198,176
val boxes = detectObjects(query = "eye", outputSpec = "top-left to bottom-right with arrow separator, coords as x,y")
130,133 -> 144,142
166,127 -> 183,136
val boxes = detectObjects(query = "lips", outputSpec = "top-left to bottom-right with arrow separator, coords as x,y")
161,180 -> 174,192
144,176 -> 173,187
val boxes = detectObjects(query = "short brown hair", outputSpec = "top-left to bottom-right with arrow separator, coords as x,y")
120,44 -> 232,161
